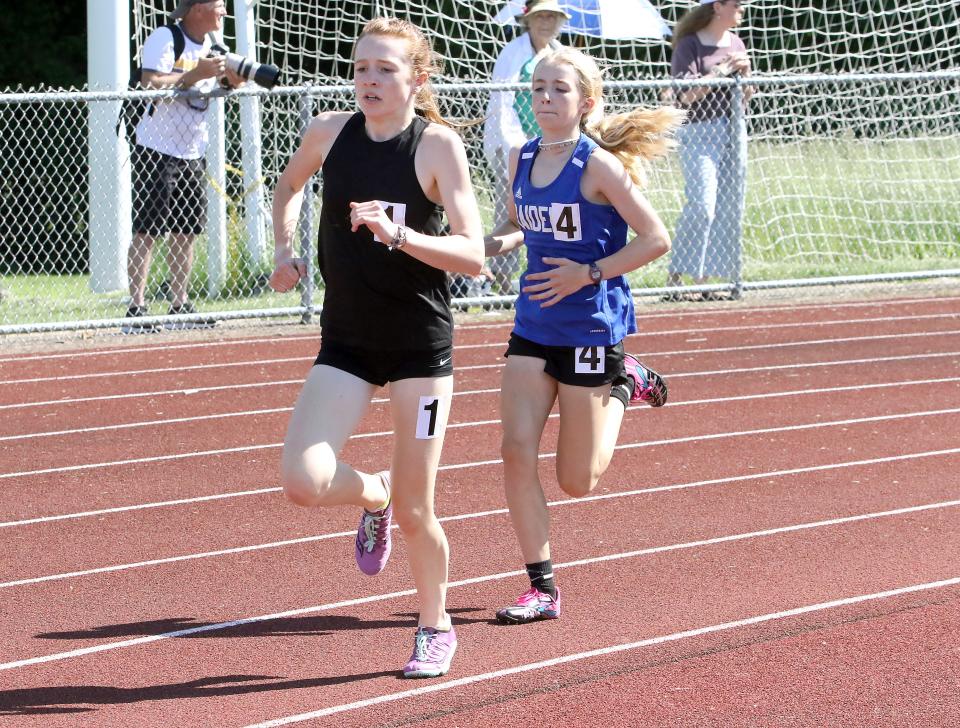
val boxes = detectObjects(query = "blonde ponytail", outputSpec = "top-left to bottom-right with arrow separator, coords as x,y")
537,48 -> 685,188
584,106 -> 685,188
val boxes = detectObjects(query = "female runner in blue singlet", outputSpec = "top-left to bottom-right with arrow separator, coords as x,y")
484,47 -> 683,624
268,18 -> 484,677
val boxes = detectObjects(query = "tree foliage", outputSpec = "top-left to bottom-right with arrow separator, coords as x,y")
0,1 -> 86,90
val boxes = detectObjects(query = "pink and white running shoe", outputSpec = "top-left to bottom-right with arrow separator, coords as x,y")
354,472 -> 392,576
496,587 -> 561,624
403,625 -> 458,678
623,353 -> 668,407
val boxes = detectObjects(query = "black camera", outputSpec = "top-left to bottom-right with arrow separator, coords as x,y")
210,43 -> 281,89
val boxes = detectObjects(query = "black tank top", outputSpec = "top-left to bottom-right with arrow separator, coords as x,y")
317,112 -> 450,351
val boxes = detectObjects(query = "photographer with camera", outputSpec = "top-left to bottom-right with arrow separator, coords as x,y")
123,0 -> 246,332
209,43 -> 281,90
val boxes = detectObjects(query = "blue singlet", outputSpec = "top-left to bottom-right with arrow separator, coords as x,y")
512,135 -> 637,347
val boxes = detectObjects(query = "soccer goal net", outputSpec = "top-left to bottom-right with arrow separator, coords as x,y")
132,1 -> 960,83
125,0 -> 960,296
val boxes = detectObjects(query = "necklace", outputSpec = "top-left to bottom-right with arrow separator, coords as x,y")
538,136 -> 579,151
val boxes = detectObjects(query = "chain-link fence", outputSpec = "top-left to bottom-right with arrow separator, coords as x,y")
1,71 -> 958,335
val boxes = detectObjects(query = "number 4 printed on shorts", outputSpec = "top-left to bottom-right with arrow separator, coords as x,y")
416,395 -> 448,439
575,346 -> 604,374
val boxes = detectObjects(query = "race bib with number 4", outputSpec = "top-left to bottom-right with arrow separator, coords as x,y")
550,203 -> 582,242
574,346 -> 605,374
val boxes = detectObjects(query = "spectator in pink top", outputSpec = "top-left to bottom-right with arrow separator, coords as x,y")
666,0 -> 752,301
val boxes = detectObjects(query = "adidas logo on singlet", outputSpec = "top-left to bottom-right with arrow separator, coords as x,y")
515,187 -> 522,200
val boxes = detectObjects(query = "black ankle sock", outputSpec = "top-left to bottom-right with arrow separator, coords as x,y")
610,374 -> 632,408
525,559 -> 557,598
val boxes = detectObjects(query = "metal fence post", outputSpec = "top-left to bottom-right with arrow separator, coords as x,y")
730,78 -> 746,299
297,92 -> 316,324
206,97 -> 228,298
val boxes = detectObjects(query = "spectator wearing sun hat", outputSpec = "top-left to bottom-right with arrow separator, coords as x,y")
482,0 -> 570,297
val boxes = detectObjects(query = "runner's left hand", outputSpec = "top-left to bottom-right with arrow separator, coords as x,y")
522,256 -> 591,308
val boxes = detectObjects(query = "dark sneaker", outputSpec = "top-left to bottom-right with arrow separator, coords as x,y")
623,354 -> 668,407
496,587 -> 561,624
403,625 -> 457,678
166,301 -> 217,330
354,471 -> 392,576
121,305 -> 161,334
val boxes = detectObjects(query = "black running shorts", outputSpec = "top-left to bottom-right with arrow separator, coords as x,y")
314,339 -> 454,386
504,332 -> 625,388
132,144 -> 207,236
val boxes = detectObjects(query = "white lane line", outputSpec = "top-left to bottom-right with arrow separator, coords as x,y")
0,531 -> 357,589
245,574 -> 960,727
0,333 -> 320,364
0,443 -> 283,480
3,331 -> 958,413
452,297 -> 960,334
667,349 -> 959,379
0,379 -> 303,412
4,447 -> 960,587
606,406 -> 960,455
5,373 -> 960,445
457,349 -> 960,375
638,311 -> 960,338
3,313 -> 958,388
2,497 -> 958,672
456,326 -> 960,352
3,295 -> 954,365
0,487 -> 282,529
3,443 -> 959,531
3,403 -> 959,481
445,406 -> 960,470
1,356 -> 310,386
0,407 -> 292,443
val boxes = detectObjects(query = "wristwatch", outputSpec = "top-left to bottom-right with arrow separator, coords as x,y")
388,225 -> 407,251
588,261 -> 603,286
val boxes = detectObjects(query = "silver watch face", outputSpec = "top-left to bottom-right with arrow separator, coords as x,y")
590,264 -> 601,283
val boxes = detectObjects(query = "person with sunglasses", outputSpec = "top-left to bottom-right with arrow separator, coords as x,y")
123,0 -> 243,333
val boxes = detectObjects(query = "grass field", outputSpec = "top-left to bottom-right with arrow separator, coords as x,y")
2,137 -> 958,328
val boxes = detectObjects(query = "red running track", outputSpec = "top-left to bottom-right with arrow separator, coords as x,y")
0,295 -> 959,726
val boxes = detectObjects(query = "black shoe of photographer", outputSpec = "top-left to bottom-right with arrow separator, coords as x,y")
166,301 -> 217,330
121,305 -> 162,335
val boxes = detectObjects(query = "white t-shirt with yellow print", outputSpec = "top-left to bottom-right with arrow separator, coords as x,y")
135,23 -> 216,160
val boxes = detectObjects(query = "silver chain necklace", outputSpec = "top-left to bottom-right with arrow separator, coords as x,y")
538,136 -> 579,151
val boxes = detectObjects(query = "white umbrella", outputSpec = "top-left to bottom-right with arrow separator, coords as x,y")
493,0 -> 672,40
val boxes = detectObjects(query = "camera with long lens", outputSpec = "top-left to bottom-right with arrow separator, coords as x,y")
210,43 -> 281,89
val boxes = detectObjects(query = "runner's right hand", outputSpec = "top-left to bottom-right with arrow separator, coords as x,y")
269,257 -> 307,292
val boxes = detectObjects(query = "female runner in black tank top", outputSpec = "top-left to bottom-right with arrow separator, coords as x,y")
268,18 -> 484,679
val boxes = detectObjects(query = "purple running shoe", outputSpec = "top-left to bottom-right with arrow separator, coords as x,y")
623,353 -> 668,407
496,587 -> 561,624
354,471 -> 392,576
403,625 -> 458,678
